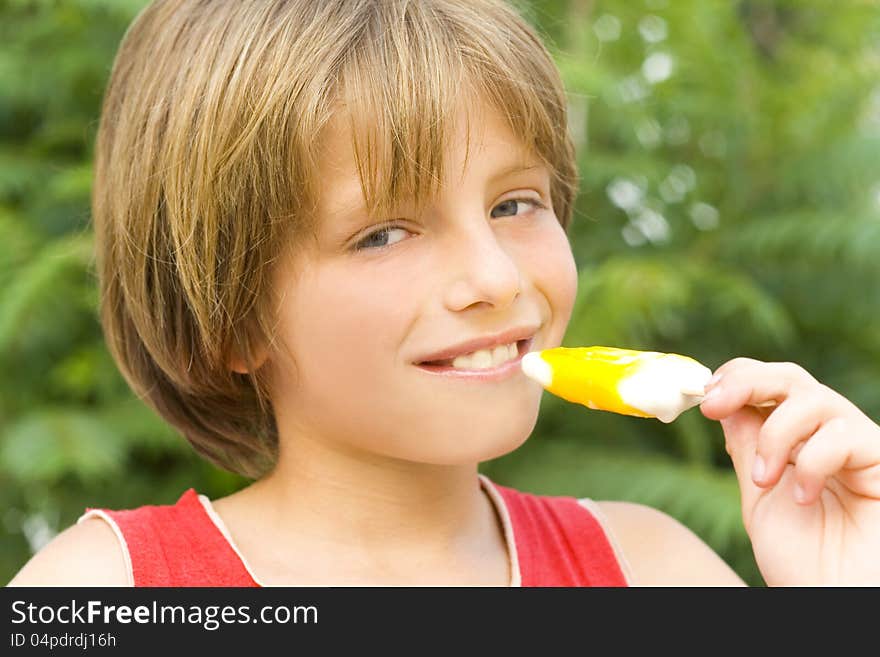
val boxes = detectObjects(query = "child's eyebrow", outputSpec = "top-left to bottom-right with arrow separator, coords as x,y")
487,161 -> 546,184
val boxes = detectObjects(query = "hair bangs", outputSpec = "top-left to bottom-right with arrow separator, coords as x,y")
329,0 -> 571,227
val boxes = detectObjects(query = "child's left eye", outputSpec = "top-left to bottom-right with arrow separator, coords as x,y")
490,197 -> 546,219
353,198 -> 547,252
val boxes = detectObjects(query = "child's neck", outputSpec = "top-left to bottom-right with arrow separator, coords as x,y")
212,436 -> 510,585
264,449 -> 486,547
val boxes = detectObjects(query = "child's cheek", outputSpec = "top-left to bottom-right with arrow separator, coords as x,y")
524,221 -> 578,343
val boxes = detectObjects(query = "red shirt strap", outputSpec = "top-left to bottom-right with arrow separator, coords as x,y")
490,483 -> 628,587
86,489 -> 258,587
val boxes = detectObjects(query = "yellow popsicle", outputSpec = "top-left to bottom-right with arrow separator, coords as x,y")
520,346 -> 713,423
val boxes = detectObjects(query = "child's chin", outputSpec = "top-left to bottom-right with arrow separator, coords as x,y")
431,430 -> 534,466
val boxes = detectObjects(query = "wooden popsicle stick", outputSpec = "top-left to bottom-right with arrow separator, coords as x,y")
681,386 -> 778,408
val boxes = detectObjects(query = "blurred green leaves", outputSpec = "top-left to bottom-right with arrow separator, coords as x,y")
566,256 -> 796,353
2,408 -> 127,481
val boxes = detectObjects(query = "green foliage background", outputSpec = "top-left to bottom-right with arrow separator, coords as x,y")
1,0 -> 878,587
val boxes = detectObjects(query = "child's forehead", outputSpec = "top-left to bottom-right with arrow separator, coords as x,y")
314,100 -> 544,218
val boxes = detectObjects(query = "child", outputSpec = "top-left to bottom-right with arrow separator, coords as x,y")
9,0 -> 880,587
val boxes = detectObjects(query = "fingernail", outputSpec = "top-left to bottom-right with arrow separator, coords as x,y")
794,483 -> 807,504
703,385 -> 722,402
707,372 -> 723,388
751,455 -> 766,484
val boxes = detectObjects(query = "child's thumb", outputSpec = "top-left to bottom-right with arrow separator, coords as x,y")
713,406 -> 767,529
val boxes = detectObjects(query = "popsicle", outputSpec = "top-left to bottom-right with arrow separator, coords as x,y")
521,346 -> 766,423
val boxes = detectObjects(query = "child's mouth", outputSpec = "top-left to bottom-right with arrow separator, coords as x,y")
417,337 -> 533,374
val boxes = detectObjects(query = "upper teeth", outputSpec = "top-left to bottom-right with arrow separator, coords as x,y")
451,342 -> 519,370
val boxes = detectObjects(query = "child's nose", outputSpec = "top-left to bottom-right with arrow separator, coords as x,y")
441,221 -> 522,311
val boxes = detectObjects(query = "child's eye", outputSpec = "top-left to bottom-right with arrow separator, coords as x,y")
354,225 -> 410,251
490,197 -> 547,219
353,197 -> 547,252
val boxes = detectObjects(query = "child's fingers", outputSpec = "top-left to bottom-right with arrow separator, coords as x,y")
701,359 -> 819,421
793,417 -> 880,505
752,394 -> 828,487
791,418 -> 849,504
718,406 -> 768,529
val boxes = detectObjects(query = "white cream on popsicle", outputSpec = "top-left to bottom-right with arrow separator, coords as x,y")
614,352 -> 713,422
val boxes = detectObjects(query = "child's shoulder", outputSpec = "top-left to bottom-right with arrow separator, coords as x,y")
591,500 -> 746,586
7,517 -> 130,587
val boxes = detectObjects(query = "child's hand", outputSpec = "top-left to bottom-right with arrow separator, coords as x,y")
699,358 -> 880,586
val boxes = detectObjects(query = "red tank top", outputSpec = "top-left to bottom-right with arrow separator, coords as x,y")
79,477 -> 629,587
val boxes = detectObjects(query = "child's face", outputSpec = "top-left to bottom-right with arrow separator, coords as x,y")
268,101 -> 578,465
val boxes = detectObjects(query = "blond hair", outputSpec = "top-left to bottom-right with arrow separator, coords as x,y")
92,0 -> 579,478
